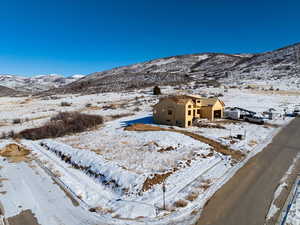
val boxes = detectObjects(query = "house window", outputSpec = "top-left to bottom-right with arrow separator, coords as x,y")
188,121 -> 192,126
166,120 -> 171,122
197,109 -> 200,114
197,100 -> 200,103
188,105 -> 192,108
188,110 -> 192,116
168,110 -> 172,115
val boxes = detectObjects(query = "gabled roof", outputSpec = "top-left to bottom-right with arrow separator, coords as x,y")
200,98 -> 225,107
183,94 -> 202,99
155,95 -> 193,107
154,95 -> 224,108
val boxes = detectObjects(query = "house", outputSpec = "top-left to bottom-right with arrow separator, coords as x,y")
153,94 -> 225,127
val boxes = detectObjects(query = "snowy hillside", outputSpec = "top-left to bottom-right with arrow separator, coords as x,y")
0,74 -> 84,92
48,42 -> 300,94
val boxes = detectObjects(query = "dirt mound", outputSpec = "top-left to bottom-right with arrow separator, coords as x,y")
0,144 -> 30,162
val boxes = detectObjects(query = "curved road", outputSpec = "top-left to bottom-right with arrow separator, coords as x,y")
197,118 -> 300,225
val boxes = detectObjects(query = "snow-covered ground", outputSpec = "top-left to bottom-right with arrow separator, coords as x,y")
0,84 -> 299,224
284,179 -> 300,225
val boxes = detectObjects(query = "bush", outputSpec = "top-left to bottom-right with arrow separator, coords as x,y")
12,118 -> 21,124
18,112 -> 104,140
60,101 -> 72,107
134,107 -> 140,112
174,200 -> 188,208
110,113 -> 134,120
153,86 -> 161,95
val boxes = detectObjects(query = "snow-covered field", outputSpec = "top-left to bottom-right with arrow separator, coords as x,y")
0,84 -> 299,224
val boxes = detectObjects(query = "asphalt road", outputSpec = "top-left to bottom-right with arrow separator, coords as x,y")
196,118 -> 300,225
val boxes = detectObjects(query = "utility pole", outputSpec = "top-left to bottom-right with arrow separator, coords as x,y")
162,181 -> 166,210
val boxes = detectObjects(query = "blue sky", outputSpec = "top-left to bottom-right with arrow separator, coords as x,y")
0,0 -> 299,77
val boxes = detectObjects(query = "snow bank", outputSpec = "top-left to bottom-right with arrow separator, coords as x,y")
40,140 -> 147,194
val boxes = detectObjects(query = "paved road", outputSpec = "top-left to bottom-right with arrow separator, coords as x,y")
197,118 -> 300,225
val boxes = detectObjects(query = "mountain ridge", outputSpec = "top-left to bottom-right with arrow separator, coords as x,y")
54,42 -> 299,94
0,74 -> 85,93
1,42 -> 299,96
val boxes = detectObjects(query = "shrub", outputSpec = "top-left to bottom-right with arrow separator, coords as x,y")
12,118 -> 21,124
134,107 -> 140,112
18,112 -> 104,140
60,101 -> 72,107
174,200 -> 188,208
110,113 -> 134,120
153,86 -> 161,95
185,192 -> 199,201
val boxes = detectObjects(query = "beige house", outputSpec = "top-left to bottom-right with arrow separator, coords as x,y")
153,94 -> 225,127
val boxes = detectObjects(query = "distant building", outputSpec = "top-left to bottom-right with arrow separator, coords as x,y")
153,94 -> 225,128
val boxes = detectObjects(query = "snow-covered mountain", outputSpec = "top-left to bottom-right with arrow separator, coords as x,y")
0,74 -> 85,92
53,42 -> 300,94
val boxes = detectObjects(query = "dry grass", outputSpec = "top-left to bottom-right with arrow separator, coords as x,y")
174,199 -> 188,208
195,179 -> 212,191
125,124 -> 245,161
248,140 -> 258,147
142,171 -> 174,192
264,122 -> 281,128
89,206 -> 113,214
185,192 -> 199,201
19,98 -> 33,104
18,112 -> 104,140
251,89 -> 300,96
109,113 -> 135,120
158,146 -> 175,153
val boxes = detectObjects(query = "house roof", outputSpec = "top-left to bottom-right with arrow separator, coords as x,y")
155,95 -> 224,107
183,94 -> 202,99
167,96 -> 193,105
155,95 -> 193,106
200,98 -> 225,107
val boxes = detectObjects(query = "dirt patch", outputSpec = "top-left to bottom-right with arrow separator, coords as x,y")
0,143 -> 30,163
7,209 -> 41,225
124,123 -> 164,132
125,124 -> 245,161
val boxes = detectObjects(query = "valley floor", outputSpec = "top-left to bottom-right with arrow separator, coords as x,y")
0,84 -> 300,224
